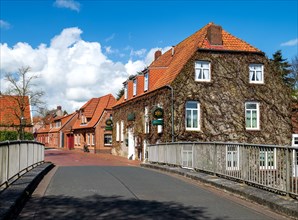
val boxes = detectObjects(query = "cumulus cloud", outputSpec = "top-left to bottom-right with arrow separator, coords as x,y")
281,38 -> 298,46
0,20 -> 11,29
54,0 -> 81,12
0,27 -> 167,113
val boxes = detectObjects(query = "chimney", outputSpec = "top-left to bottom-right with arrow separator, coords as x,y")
207,24 -> 223,45
171,46 -> 175,56
154,50 -> 162,60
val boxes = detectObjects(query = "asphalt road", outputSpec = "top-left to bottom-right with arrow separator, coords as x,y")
18,150 -> 286,219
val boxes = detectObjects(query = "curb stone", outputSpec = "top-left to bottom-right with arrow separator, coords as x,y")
0,162 -> 54,220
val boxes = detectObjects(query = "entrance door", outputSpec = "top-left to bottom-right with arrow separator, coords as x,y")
67,134 -> 74,150
128,128 -> 135,160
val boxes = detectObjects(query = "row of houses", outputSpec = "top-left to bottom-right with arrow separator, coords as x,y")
1,22 -> 295,161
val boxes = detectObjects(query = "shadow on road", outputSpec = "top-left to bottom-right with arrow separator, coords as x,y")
20,194 -> 223,220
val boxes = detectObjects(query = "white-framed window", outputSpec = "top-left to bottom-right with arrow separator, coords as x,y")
249,64 -> 264,83
120,121 -> 124,142
124,84 -> 127,100
226,145 -> 239,170
144,73 -> 148,91
195,61 -> 211,82
259,148 -> 276,170
292,134 -> 298,146
245,102 -> 260,130
116,122 -> 120,141
291,134 -> 298,177
92,133 -> 95,145
87,133 -> 90,145
133,79 -> 137,96
144,106 -> 149,134
78,134 -> 81,145
185,101 -> 200,131
104,134 -> 112,146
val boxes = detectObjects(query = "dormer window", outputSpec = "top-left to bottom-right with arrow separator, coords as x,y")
133,79 -> 137,96
124,84 -> 127,100
144,73 -> 148,91
81,115 -> 87,124
195,61 -> 211,82
249,64 -> 264,83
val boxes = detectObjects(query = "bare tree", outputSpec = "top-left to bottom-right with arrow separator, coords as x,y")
4,66 -> 45,139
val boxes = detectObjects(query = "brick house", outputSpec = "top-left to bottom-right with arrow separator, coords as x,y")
112,22 -> 292,160
47,112 -> 77,148
72,94 -> 116,153
0,95 -> 32,134
35,106 -> 64,146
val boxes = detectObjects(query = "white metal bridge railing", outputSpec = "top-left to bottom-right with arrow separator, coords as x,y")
0,140 -> 45,190
148,142 -> 298,199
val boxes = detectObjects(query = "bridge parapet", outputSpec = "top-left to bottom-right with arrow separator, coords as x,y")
148,142 -> 298,199
0,140 -> 44,190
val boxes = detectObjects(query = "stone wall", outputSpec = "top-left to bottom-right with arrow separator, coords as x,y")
171,51 -> 292,145
112,88 -> 173,157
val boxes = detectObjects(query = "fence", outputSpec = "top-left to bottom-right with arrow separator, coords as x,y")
0,140 -> 45,189
148,142 -> 298,198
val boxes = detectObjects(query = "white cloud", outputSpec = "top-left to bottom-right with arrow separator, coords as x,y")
281,38 -> 298,46
54,0 -> 80,12
0,27 -> 166,113
105,33 -> 115,42
0,20 -> 11,29
130,48 -> 147,57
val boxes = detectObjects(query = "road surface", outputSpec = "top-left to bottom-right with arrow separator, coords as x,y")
18,149 -> 287,219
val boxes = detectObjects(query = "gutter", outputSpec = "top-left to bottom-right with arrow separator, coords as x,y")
165,85 -> 175,143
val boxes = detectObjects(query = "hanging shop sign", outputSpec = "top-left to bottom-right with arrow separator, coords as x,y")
152,107 -> 164,119
127,113 -> 135,121
105,119 -> 113,126
105,119 -> 113,131
105,126 -> 113,131
152,119 -> 164,126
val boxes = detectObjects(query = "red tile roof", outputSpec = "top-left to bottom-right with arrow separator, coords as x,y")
0,95 -> 31,126
73,94 -> 116,130
114,22 -> 262,107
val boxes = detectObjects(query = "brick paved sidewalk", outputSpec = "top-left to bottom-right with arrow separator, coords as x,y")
45,148 -> 141,167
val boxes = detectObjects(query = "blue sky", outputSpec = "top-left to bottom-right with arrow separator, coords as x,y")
0,0 -> 297,112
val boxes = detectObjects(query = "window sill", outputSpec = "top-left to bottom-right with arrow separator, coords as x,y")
249,81 -> 264,84
195,79 -> 211,82
246,128 -> 260,131
186,128 -> 201,132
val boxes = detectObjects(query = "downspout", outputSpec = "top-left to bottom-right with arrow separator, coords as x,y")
166,85 -> 174,143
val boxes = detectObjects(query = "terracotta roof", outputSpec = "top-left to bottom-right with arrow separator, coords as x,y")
73,94 -> 116,130
113,22 -> 262,107
0,95 -> 31,126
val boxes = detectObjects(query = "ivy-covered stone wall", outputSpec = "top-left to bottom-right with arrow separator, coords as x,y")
171,51 -> 292,145
112,88 -> 172,157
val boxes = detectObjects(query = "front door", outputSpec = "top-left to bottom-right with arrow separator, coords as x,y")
67,134 -> 74,150
128,128 -> 135,160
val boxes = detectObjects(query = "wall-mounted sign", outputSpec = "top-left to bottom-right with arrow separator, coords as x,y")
105,119 -> 113,126
152,119 -> 164,126
152,107 -> 164,119
127,113 -> 135,121
105,126 -> 113,131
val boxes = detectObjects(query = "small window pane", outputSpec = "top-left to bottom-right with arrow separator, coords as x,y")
186,102 -> 197,109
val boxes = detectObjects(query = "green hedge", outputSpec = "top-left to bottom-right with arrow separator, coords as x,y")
0,130 -> 34,142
